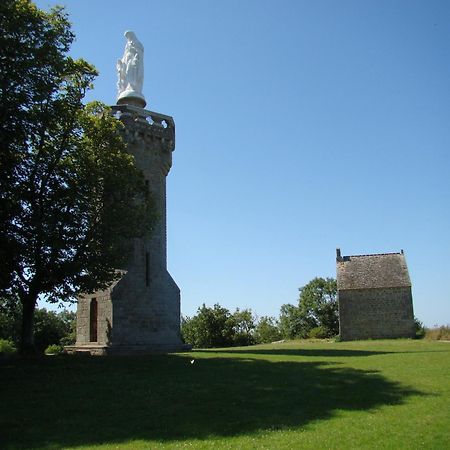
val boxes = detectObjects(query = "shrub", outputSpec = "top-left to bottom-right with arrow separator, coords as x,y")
0,304 -> 76,351
181,304 -> 237,348
0,299 -> 21,344
254,316 -> 282,344
60,333 -> 76,346
414,317 -> 426,339
34,309 -> 68,352
308,326 -> 328,339
425,325 -> 450,341
0,339 -> 17,355
45,344 -> 63,355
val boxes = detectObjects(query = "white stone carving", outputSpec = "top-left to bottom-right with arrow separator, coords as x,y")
117,30 -> 145,106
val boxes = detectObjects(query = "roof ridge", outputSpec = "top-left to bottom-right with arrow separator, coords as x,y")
345,252 -> 403,258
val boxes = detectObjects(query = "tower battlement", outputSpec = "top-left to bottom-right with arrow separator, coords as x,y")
111,104 -> 175,151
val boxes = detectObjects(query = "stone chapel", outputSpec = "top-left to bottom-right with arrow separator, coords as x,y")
336,249 -> 415,341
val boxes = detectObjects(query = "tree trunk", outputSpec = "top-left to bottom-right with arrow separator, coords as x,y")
20,295 -> 37,354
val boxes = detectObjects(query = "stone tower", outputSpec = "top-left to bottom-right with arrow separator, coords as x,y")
68,32 -> 184,354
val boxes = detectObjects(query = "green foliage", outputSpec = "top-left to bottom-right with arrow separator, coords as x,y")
184,278 -> 338,347
308,326 -> 329,339
0,339 -> 17,354
44,344 -> 63,355
58,310 -> 76,346
0,297 -> 22,343
181,304 -> 257,348
230,308 -> 256,346
0,0 -> 154,352
414,317 -> 426,339
278,303 -> 311,339
279,277 -> 338,340
34,308 -> 76,352
181,304 -> 235,348
0,302 -> 75,351
298,277 -> 338,337
254,316 -> 282,344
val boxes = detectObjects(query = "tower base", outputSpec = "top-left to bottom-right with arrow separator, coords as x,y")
65,343 -> 191,356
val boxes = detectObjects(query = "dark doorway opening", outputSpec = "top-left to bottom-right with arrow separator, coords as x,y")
90,298 -> 98,342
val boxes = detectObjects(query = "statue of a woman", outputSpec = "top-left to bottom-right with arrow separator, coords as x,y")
117,31 -> 146,106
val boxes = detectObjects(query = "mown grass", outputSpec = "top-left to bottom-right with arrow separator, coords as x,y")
1,339 -> 449,449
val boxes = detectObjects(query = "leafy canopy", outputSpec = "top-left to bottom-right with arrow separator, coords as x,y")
298,277 -> 338,337
254,316 -> 282,344
0,299 -> 76,352
279,277 -> 338,339
0,0 -> 154,350
181,304 -> 257,348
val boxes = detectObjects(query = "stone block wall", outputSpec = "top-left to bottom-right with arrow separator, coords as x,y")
110,261 -> 181,349
72,105 -> 183,354
76,289 -> 113,345
338,286 -> 415,341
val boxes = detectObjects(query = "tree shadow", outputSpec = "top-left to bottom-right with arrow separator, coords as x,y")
201,348 -> 394,358
1,353 -> 424,449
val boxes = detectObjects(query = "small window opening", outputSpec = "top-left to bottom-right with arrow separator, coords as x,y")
89,298 -> 98,342
145,252 -> 149,287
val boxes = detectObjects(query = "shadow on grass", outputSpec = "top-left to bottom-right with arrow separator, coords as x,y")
201,348 -> 394,358
1,353 -> 423,449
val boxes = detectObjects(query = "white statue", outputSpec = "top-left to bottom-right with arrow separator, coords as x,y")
117,30 -> 145,106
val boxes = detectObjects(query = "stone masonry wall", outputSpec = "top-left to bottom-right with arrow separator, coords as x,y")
75,105 -> 183,353
74,105 -> 183,353
76,289 -> 112,345
108,107 -> 181,350
339,286 -> 415,341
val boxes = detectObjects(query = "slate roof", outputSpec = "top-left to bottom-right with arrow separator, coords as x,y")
336,250 -> 411,290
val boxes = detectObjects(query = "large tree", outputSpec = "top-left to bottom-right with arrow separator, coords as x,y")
0,0 -> 153,352
254,315 -> 281,344
278,277 -> 338,339
181,304 -> 235,348
181,304 -> 259,348
0,300 -> 76,352
230,308 -> 256,346
278,303 -> 313,339
298,277 -> 338,337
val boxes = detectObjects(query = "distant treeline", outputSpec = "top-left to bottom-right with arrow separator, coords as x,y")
181,277 -> 340,348
0,300 -> 75,354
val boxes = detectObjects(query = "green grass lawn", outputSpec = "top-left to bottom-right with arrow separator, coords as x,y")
1,339 -> 449,449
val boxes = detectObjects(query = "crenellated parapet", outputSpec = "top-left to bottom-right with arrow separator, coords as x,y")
111,104 -> 175,146
111,104 -> 175,176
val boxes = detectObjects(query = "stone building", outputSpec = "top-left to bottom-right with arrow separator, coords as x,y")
68,104 -> 184,355
336,249 -> 415,341
67,32 -> 184,354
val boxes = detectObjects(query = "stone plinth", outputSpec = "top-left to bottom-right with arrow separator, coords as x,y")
117,91 -> 146,108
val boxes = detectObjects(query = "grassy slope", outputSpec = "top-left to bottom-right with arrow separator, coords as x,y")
1,339 -> 449,449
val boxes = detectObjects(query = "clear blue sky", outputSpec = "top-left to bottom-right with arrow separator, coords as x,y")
35,0 -> 450,327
